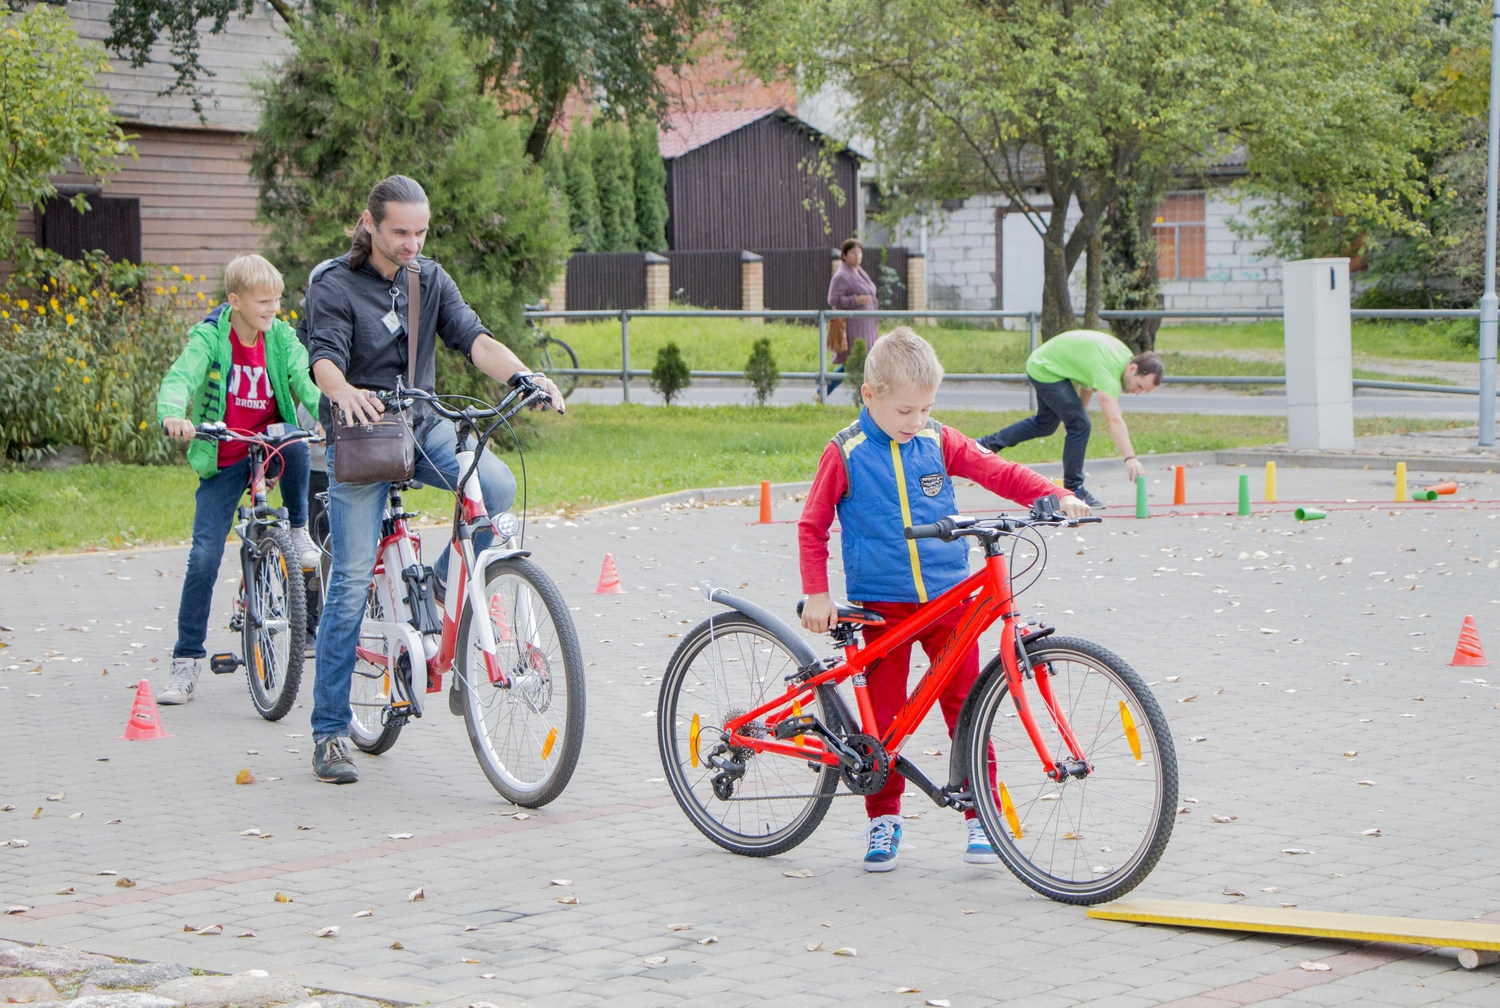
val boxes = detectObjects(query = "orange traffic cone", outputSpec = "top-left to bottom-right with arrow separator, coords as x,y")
595,553 -> 624,594
1173,465 -> 1186,505
1450,616 -> 1488,667
119,679 -> 171,740
758,481 -> 772,524
1427,481 -> 1458,495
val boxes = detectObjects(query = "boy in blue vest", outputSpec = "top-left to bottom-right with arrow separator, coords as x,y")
155,254 -> 322,705
798,326 -> 1089,871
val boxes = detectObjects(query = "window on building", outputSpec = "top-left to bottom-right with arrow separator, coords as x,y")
1153,191 -> 1205,280
37,193 -> 142,264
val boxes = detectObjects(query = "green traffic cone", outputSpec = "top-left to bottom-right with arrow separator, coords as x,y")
1294,507 -> 1326,521
1135,476 -> 1149,519
1237,474 -> 1251,516
1411,489 -> 1438,501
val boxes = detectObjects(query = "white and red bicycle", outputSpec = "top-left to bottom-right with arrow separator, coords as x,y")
330,382 -> 584,806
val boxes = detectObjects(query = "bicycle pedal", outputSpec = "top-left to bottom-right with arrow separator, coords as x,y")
209,652 -> 241,675
773,714 -> 819,741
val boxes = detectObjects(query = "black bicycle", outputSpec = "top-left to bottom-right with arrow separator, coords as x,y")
525,302 -> 578,397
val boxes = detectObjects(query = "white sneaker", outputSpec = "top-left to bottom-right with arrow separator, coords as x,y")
288,526 -> 321,570
964,819 -> 1000,864
159,657 -> 200,705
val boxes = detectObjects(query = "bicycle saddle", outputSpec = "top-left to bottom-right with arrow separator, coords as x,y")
795,600 -> 887,626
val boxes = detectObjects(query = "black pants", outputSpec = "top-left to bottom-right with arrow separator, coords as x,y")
978,378 -> 1092,490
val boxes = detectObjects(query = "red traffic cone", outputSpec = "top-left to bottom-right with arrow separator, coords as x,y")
1450,616 -> 1488,667
595,553 -> 624,594
119,679 -> 171,740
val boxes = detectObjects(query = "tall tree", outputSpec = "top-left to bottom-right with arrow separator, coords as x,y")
0,5 -> 131,258
250,0 -> 570,357
593,122 -> 638,252
632,119 -> 669,253
727,0 -> 1432,338
564,121 -> 604,252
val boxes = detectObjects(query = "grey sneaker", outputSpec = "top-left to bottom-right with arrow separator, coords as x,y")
288,525 -> 321,570
863,814 -> 902,872
1072,486 -> 1107,510
312,736 -> 359,784
964,819 -> 1000,864
158,657 -> 200,705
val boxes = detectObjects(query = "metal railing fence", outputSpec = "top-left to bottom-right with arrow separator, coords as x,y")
523,307 -> 1493,404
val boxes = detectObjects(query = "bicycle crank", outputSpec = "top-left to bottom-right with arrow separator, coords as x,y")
837,732 -> 892,795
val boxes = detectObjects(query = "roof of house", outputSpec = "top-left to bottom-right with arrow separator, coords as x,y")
658,106 -> 863,160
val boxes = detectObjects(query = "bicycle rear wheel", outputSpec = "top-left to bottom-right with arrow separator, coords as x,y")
537,335 -> 578,397
456,556 -> 585,806
658,613 -> 838,857
348,586 -> 404,754
242,526 -> 306,721
967,636 -> 1176,904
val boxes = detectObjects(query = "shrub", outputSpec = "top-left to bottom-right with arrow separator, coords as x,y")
845,337 -> 869,394
744,337 -> 779,405
0,251 -> 195,464
650,341 -> 691,404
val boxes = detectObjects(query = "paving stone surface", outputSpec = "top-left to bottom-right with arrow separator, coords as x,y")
3,444 -> 1500,1007
84,963 -> 192,989
149,974 -> 307,1007
0,975 -> 61,1000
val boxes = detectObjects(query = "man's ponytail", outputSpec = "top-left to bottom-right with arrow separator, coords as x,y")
345,175 -> 428,269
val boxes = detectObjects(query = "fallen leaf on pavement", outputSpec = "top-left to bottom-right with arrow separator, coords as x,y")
240,828 -> 262,836
1281,848 -> 1313,855
314,926 -> 339,938
783,868 -> 815,878
1362,828 -> 1382,836
1211,815 -> 1238,823
833,947 -> 857,957
55,887 -> 74,895
5,839 -> 27,848
274,893 -> 293,903
1223,888 -> 1246,897
461,958 -> 479,964
3,906 -> 30,915
1356,780 -> 1375,786
115,877 -> 135,888
388,833 -> 414,840
193,924 -> 223,935
1299,961 -> 1331,971
236,931 -> 256,938
926,1000 -> 952,1007
389,942 -> 404,950
696,936 -> 718,945
550,879 -> 572,886
46,792 -> 63,802
806,942 -> 824,952
666,923 -> 694,931
556,896 -> 578,905
512,812 -> 530,821
643,956 -> 667,965
235,768 -> 256,785
352,908 -> 373,918
407,887 -> 425,902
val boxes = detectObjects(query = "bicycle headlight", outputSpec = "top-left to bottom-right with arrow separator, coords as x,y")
490,512 -> 522,540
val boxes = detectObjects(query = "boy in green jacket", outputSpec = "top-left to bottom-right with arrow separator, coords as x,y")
155,254 -> 322,705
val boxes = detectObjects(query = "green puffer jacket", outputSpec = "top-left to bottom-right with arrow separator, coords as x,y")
155,305 -> 322,479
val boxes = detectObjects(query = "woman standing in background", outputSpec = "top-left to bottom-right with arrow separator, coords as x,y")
824,237 -> 880,398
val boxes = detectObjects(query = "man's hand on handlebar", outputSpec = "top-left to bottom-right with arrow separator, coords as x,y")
163,417 -> 196,442
508,371 -> 566,414
334,386 -> 385,426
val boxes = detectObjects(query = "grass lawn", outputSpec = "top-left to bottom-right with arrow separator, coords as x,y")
0,405 -> 1460,557
545,313 -> 1481,380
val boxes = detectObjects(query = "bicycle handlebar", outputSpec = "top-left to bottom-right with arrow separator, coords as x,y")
193,422 -> 323,446
377,383 -> 552,422
904,510 -> 1103,541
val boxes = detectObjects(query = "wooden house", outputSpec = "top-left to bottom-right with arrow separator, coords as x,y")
16,0 -> 291,295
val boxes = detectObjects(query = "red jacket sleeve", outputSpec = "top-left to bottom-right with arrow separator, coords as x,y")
941,425 -> 1074,507
798,442 -> 849,595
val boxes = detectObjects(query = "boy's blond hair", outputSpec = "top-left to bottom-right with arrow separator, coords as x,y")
223,254 -> 285,297
863,326 -> 943,398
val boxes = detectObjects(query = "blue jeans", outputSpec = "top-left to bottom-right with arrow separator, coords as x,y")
172,442 -> 310,659
311,420 -> 517,741
978,377 -> 1091,490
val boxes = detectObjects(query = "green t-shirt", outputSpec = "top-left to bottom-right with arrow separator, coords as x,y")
1026,329 -> 1133,397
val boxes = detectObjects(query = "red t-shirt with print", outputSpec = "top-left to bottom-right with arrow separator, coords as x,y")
218,329 -> 277,467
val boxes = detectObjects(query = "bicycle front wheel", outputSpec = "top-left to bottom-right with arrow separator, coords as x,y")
658,613 -> 838,857
538,335 -> 578,397
242,526 -> 306,721
348,586 -> 404,755
456,556 -> 585,806
967,636 -> 1177,904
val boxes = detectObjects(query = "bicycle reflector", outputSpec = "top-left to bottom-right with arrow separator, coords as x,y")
490,511 -> 522,540
1119,701 -> 1142,760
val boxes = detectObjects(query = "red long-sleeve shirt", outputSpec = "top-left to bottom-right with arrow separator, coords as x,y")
798,425 -> 1071,596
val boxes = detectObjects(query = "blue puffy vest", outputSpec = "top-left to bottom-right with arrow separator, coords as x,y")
834,409 -> 968,604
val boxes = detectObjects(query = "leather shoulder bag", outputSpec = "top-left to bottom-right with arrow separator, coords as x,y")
330,264 -> 420,484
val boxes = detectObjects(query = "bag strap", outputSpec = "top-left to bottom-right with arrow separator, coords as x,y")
406,263 -> 420,389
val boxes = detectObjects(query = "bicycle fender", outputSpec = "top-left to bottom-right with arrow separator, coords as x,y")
694,580 -> 820,668
472,544 -> 533,574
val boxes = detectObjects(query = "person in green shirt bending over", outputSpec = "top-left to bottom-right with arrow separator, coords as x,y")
977,329 -> 1163,509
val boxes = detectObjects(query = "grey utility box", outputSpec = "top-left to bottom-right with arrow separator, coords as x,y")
1282,257 -> 1353,450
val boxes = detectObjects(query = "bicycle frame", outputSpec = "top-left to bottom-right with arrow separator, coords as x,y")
717,539 -> 1093,800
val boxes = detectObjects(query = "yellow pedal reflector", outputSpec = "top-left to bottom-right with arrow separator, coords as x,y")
1120,701 -> 1142,760
792,700 -> 805,745
998,782 -> 1023,839
689,713 -> 701,768
541,726 -> 557,761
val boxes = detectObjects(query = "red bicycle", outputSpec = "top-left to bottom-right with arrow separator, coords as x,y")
657,497 -> 1178,904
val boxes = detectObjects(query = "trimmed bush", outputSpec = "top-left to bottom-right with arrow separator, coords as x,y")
744,337 -> 779,405
650,341 -> 691,404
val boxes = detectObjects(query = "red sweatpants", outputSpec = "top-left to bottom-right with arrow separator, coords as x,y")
859,600 -> 981,820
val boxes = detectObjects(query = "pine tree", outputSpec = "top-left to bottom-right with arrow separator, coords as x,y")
593,121 -> 639,251
631,118 -> 668,252
250,0 -> 570,388
564,121 -> 603,252
744,337 -> 779,405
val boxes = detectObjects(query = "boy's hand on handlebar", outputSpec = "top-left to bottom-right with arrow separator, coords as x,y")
163,417 -> 195,442
800,593 -> 837,634
1059,495 -> 1092,520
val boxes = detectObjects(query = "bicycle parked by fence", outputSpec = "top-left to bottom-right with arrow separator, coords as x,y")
657,497 -> 1178,904
524,303 -> 578,398
336,383 -> 585,806
191,422 -> 321,721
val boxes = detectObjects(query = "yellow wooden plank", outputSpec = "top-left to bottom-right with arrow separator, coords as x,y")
1087,899 -> 1500,952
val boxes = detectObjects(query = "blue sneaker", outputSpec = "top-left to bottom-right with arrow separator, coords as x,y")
964,819 -> 1000,864
863,815 -> 902,872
